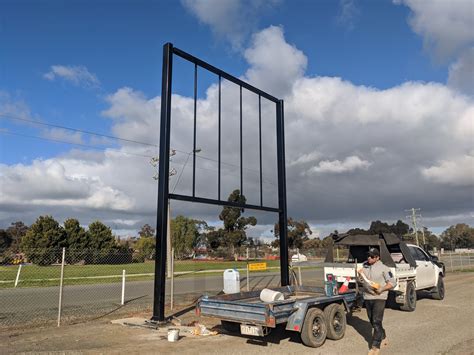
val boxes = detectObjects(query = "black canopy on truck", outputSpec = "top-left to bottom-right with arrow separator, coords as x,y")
324,233 -> 416,268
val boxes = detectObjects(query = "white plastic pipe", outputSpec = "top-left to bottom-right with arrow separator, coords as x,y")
57,247 -> 66,327
121,269 -> 126,305
14,264 -> 22,287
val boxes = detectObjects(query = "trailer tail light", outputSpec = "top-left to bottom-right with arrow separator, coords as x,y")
293,325 -> 299,331
195,307 -> 201,316
265,316 -> 276,327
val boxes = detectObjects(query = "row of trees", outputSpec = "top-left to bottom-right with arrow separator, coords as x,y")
1,190 -> 473,265
0,216 -> 126,265
269,219 -> 474,252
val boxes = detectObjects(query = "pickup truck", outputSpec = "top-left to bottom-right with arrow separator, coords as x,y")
323,233 -> 445,312
196,285 -> 359,348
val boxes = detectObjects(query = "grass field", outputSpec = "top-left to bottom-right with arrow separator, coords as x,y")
0,260 -> 282,288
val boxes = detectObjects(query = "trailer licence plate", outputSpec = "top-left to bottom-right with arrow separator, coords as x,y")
240,324 -> 263,336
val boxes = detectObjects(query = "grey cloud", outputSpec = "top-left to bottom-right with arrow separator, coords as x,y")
448,47 -> 474,96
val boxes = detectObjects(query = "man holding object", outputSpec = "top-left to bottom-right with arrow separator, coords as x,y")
359,247 -> 396,355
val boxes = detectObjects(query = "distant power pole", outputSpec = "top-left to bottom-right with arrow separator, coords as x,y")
405,208 -> 426,246
151,151 -> 176,279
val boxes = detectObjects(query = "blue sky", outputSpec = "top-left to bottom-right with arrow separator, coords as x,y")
0,0 -> 473,239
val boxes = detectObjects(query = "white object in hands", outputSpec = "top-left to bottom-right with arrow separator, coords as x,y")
358,269 -> 380,290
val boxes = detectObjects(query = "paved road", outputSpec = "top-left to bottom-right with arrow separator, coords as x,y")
2,272 -> 473,354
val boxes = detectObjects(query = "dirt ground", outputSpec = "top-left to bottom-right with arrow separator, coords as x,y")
2,272 -> 474,354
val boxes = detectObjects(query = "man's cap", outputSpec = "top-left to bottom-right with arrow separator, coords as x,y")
368,247 -> 380,257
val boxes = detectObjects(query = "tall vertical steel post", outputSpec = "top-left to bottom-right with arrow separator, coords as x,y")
276,100 -> 289,286
152,42 -> 173,322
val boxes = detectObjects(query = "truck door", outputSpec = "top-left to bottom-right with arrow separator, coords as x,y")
418,248 -> 436,287
409,246 -> 435,289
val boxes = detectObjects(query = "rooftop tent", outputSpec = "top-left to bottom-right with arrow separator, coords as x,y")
325,233 -> 416,268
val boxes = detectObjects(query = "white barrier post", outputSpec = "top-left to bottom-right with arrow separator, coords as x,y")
246,247 -> 250,292
57,247 -> 66,327
121,269 -> 126,305
14,264 -> 22,287
170,247 -> 174,311
298,265 -> 302,286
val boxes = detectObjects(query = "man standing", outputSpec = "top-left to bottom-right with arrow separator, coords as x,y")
359,247 -> 396,355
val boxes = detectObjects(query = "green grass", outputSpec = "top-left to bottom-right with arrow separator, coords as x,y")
0,260 -> 282,288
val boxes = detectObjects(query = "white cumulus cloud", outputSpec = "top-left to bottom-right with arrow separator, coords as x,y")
308,156 -> 372,174
43,65 -> 100,88
288,151 -> 321,166
2,25 -> 474,232
181,0 -> 281,50
394,0 -> 474,61
421,154 -> 474,186
244,26 -> 307,98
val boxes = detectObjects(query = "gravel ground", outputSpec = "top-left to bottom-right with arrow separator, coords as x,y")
2,272 -> 473,354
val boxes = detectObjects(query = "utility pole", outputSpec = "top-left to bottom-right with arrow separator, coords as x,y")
405,208 -> 425,246
151,151 -> 176,278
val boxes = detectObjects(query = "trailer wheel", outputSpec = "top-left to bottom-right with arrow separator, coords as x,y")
301,308 -> 327,348
221,320 -> 240,333
400,282 -> 416,312
431,276 -> 445,300
324,303 -> 346,340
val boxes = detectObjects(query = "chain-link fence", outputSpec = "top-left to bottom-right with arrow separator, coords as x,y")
0,247 -> 284,328
1,246 -> 472,329
439,251 -> 474,272
0,248 -> 157,328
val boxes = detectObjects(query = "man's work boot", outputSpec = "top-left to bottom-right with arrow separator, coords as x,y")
368,347 -> 380,355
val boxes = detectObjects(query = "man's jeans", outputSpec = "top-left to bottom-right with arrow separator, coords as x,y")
365,299 -> 387,348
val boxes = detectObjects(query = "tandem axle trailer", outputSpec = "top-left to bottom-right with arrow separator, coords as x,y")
196,285 -> 359,348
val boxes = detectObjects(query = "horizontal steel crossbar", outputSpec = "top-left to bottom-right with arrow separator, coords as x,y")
169,193 -> 280,213
173,47 -> 280,103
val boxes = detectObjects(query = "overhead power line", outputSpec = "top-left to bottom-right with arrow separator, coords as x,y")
0,114 -> 158,147
1,113 -> 278,185
0,130 -> 155,159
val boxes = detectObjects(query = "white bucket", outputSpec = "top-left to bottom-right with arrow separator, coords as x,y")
223,269 -> 240,294
260,288 -> 284,303
167,328 -> 180,342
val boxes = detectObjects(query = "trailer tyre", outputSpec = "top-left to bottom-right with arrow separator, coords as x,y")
400,282 -> 416,312
324,303 -> 346,340
221,320 -> 240,333
432,276 -> 445,300
301,308 -> 328,348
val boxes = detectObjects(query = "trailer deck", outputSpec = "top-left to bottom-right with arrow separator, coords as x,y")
196,285 -> 358,346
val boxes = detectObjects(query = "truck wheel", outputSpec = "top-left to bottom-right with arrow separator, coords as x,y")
324,303 -> 346,340
400,282 -> 416,312
301,308 -> 327,348
221,320 -> 240,333
432,276 -> 445,300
